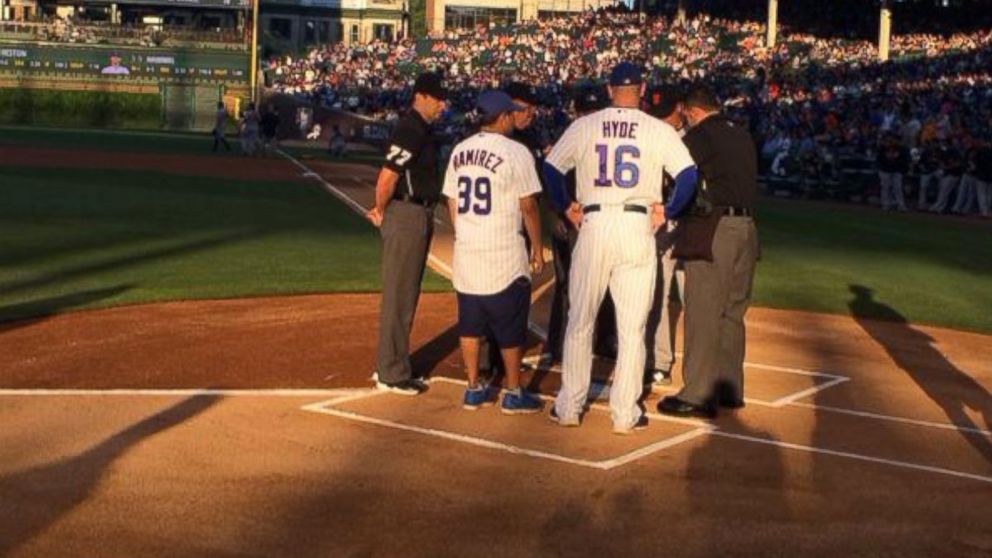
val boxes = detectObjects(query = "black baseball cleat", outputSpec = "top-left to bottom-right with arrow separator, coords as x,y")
657,396 -> 716,419
376,378 -> 429,396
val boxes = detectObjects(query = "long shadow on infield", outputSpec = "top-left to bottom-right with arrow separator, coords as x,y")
0,284 -> 133,330
0,230 -> 257,298
0,394 -> 221,555
848,284 -> 992,463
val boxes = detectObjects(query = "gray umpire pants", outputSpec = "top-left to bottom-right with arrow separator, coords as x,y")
678,216 -> 759,406
376,200 -> 434,383
645,222 -> 684,373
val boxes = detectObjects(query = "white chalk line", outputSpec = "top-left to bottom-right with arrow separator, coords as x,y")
767,376 -> 852,407
302,376 -> 714,470
303,377 -> 992,483
523,354 -> 850,410
789,402 -> 992,437
303,403 -> 612,470
0,388 -> 369,397
710,430 -> 992,484
280,149 -> 552,339
280,149 -> 368,216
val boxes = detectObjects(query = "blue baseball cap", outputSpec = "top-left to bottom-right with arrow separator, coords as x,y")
477,90 -> 525,120
610,62 -> 643,87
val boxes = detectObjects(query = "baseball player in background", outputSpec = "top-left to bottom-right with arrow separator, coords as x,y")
442,90 -> 545,414
644,85 -> 688,389
543,63 -> 698,434
212,101 -> 231,152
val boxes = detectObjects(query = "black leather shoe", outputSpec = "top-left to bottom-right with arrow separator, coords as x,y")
657,396 -> 716,418
719,397 -> 745,409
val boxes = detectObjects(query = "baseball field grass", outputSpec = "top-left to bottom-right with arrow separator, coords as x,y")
0,165 -> 450,322
0,125 -> 382,161
2,126 -> 991,333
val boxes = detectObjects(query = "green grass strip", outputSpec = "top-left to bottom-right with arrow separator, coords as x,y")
0,166 -> 449,321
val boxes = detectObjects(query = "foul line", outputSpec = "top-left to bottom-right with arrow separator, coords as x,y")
0,388 -> 369,397
278,148 -> 553,337
711,430 -> 992,485
789,402 -> 992,437
303,378 -> 992,483
278,148 -> 367,216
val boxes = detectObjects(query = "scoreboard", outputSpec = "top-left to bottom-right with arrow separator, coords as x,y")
0,43 -> 249,83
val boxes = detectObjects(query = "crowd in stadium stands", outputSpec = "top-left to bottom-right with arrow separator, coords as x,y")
264,5 -> 991,216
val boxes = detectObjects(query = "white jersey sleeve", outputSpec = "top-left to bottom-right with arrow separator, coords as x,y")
513,143 -> 543,198
545,116 -> 585,174
441,152 -> 458,200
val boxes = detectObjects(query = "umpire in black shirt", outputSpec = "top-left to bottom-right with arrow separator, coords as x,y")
367,72 -> 448,396
658,85 -> 760,418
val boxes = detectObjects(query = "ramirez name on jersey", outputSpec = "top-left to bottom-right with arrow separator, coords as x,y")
442,132 -> 542,296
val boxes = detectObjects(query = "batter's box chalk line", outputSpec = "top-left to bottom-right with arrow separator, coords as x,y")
300,377 -> 992,483
301,376 -> 715,471
276,149 -> 992,482
520,356 -> 851,408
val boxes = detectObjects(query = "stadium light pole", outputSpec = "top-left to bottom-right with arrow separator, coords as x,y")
250,0 -> 260,103
879,0 -> 892,62
766,0 -> 778,48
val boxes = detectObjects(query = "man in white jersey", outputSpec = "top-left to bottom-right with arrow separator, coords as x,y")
644,84 -> 688,389
542,63 -> 698,434
442,90 -> 545,414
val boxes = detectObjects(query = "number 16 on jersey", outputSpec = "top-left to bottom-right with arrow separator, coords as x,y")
594,144 -> 640,188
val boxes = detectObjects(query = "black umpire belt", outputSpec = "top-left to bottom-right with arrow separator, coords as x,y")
582,204 -> 648,214
393,192 -> 436,207
721,206 -> 753,217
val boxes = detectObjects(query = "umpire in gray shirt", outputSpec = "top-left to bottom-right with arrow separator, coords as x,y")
657,85 -> 760,418
367,73 -> 448,396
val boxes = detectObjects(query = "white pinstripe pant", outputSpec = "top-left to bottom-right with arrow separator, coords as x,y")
555,208 -> 657,429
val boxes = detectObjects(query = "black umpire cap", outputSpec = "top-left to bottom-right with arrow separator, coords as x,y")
647,85 -> 684,119
505,82 -> 539,105
413,72 -> 447,101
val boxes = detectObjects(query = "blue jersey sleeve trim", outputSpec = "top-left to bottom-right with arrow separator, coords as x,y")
665,166 -> 699,219
542,161 -> 572,212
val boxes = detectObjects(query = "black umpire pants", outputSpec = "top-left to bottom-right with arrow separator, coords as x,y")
376,200 -> 434,383
678,216 -> 759,405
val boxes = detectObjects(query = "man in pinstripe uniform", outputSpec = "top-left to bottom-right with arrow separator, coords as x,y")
442,90 -> 546,414
543,63 -> 698,434
367,72 -> 448,396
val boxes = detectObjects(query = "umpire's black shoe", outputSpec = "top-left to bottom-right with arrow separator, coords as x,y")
376,378 -> 429,396
657,396 -> 716,419
718,397 -> 746,410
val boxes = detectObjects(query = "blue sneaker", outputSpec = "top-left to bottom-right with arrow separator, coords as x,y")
500,389 -> 543,415
463,384 -> 495,410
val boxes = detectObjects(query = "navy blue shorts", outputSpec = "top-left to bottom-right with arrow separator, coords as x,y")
457,277 -> 531,349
